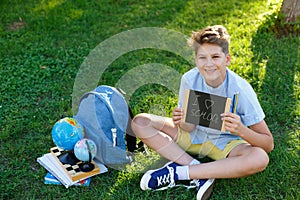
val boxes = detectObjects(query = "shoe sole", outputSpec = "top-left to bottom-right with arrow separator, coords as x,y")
196,178 -> 215,200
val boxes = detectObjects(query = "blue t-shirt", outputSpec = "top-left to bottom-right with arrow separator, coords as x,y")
178,67 -> 265,150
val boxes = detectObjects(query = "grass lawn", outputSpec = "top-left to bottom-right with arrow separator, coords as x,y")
0,0 -> 299,199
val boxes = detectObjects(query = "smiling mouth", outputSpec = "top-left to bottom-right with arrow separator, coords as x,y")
205,69 -> 216,73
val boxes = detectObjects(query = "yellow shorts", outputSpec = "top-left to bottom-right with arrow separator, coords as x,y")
176,128 -> 248,160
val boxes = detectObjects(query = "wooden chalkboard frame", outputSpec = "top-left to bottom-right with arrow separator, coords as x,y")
182,89 -> 232,132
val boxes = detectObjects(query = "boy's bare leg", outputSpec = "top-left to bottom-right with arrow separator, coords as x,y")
188,144 -> 269,179
132,113 -> 194,165
132,113 -> 270,180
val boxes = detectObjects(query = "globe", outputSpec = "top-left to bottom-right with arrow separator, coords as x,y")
74,138 -> 97,162
52,117 -> 84,151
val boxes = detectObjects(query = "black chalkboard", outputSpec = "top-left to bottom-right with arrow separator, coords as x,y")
182,89 -> 232,132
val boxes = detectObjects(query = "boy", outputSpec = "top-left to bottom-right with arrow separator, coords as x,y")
131,25 -> 274,200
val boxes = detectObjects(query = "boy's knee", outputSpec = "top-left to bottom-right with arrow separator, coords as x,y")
131,113 -> 152,138
248,147 -> 270,174
132,113 -> 151,127
256,148 -> 269,171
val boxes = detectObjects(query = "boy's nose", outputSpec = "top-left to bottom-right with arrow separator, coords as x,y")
206,57 -> 214,67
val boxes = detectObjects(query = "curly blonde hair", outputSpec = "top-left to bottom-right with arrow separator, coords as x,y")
188,25 -> 230,55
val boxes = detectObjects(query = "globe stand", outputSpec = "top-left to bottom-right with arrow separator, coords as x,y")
58,150 -> 79,165
79,162 -> 95,172
78,140 -> 95,172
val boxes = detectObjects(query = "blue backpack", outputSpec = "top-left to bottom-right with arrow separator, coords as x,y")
74,85 -> 134,167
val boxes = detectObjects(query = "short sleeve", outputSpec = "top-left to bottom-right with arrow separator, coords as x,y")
237,83 -> 265,126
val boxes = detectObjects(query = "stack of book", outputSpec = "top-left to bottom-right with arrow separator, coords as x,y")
44,172 -> 91,186
37,147 -> 108,188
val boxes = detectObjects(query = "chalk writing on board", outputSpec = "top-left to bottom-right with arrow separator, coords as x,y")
182,89 -> 232,132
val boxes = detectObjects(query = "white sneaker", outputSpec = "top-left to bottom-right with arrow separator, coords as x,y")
140,162 -> 180,190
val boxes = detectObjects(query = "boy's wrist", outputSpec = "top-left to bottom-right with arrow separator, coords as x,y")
179,122 -> 196,132
236,125 -> 249,138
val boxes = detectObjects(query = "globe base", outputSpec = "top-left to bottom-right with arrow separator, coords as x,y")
58,150 -> 79,165
79,162 -> 95,172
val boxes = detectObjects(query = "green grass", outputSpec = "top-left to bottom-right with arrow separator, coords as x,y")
1,0 -> 299,199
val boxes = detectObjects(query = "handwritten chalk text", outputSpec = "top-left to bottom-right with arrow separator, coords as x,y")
190,109 -> 219,124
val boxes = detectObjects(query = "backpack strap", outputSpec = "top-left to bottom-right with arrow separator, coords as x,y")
115,87 -> 145,152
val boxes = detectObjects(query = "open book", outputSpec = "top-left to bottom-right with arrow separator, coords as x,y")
182,89 -> 232,132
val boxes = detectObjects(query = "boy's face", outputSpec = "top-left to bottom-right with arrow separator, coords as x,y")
195,43 -> 230,88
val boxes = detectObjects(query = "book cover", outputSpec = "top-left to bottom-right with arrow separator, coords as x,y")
44,172 -> 91,186
182,89 -> 232,132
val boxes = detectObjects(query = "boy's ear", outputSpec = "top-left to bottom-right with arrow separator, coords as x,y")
225,53 -> 231,66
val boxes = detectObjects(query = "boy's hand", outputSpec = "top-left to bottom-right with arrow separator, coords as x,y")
172,107 -> 183,126
221,112 -> 244,135
173,107 -> 196,131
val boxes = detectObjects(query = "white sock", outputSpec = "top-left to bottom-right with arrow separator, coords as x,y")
190,159 -> 200,165
175,159 -> 200,180
176,165 -> 190,180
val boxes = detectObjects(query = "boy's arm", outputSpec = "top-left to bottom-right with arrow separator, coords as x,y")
246,120 -> 274,153
221,112 -> 274,153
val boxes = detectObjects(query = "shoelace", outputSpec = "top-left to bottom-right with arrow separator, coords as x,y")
191,179 -> 202,188
190,179 -> 215,190
154,166 -> 176,191
153,167 -> 207,191
175,179 -> 202,190
182,180 -> 199,189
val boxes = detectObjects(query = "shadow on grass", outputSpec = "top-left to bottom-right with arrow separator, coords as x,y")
251,29 -> 299,127
249,20 -> 299,199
